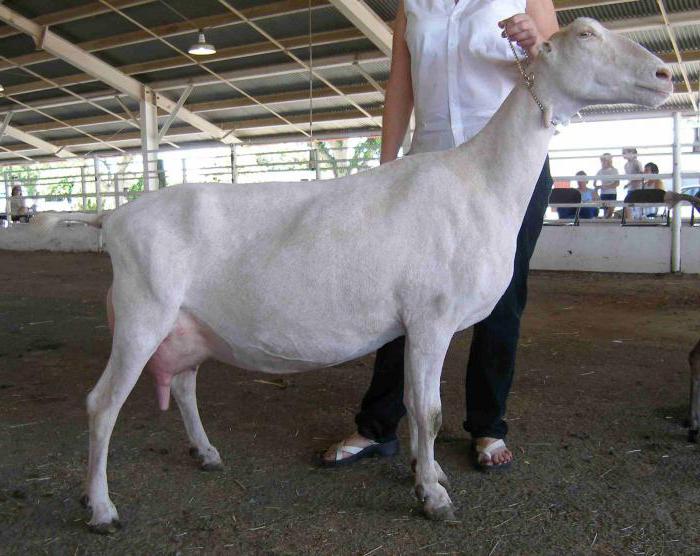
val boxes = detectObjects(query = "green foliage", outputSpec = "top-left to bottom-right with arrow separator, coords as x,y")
77,198 -> 97,211
47,177 -> 75,202
316,137 -> 381,178
126,178 -> 144,201
2,166 -> 39,197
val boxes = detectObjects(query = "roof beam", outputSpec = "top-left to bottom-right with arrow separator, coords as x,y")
0,51 -> 386,116
1,107 -> 384,152
0,0 -> 154,40
3,3 -> 696,101
327,0 -> 392,56
14,82 -> 383,134
0,0 -> 330,73
0,3 -> 239,145
1,27 -> 363,98
3,124 -> 77,158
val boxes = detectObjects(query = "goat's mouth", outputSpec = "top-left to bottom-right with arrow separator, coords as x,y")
630,82 -> 673,108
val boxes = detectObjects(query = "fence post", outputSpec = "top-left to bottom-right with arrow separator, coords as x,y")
181,158 -> 187,184
93,156 -> 102,214
230,144 -> 238,183
80,165 -> 87,209
671,112 -> 682,273
4,173 -> 11,228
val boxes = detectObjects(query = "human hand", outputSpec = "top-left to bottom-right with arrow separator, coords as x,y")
498,14 -> 544,58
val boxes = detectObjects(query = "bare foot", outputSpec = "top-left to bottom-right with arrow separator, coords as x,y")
475,437 -> 513,468
321,432 -> 375,464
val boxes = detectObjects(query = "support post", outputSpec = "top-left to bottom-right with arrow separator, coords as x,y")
671,111 -> 682,273
93,156 -> 102,214
114,175 -> 120,208
181,158 -> 187,183
4,173 -> 11,228
80,164 -> 87,209
230,144 -> 238,183
140,86 -> 159,191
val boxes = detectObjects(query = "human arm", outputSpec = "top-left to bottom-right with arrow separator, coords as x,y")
379,0 -> 414,164
499,0 -> 559,59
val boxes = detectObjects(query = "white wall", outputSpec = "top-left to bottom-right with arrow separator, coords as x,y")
532,224 -> 700,274
0,223 -> 100,252
681,227 -> 700,274
1,220 -> 698,275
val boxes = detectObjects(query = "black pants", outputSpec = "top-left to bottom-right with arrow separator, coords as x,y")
355,159 -> 553,443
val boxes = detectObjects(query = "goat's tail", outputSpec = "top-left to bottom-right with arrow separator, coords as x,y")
30,210 -> 111,234
665,192 -> 700,211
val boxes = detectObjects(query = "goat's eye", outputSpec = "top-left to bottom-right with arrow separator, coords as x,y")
578,31 -> 594,39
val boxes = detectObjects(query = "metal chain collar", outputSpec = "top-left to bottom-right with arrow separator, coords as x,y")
507,39 -> 582,129
507,39 -> 547,114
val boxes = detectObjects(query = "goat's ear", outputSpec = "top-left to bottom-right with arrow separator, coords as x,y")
539,41 -> 553,56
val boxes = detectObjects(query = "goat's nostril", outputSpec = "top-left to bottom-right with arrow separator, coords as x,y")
655,67 -> 672,81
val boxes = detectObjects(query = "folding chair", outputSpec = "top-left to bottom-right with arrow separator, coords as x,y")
547,188 -> 581,226
621,189 -> 669,226
691,191 -> 700,226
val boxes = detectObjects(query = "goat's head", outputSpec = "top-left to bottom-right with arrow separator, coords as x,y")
536,18 -> 672,112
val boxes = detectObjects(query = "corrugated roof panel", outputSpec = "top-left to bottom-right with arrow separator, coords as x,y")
363,0 -> 398,22
3,0 -> 92,19
582,93 -> 695,115
558,1 -> 660,25
202,93 -> 382,122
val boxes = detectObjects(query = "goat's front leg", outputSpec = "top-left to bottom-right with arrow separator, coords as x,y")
689,339 -> 700,443
404,327 -> 455,521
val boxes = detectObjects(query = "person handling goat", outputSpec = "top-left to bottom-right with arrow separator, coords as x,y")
321,0 -> 558,470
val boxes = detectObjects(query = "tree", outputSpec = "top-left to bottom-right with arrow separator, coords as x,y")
315,137 -> 380,178
47,176 -> 75,202
2,166 -> 39,197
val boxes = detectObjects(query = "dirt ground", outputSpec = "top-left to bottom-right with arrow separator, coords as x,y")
0,250 -> 698,555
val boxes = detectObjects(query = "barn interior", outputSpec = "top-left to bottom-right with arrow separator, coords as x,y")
0,1 -> 699,554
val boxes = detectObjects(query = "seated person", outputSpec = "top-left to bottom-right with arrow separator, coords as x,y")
9,186 -> 30,222
575,171 -> 599,219
642,162 -> 664,217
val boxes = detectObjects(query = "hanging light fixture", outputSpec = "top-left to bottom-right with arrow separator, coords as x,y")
188,29 -> 216,56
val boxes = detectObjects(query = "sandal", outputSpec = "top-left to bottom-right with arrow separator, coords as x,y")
318,438 -> 399,468
472,439 -> 513,472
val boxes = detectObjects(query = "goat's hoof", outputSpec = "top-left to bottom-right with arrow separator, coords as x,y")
200,460 -> 224,472
424,503 -> 457,522
79,494 -> 90,509
688,429 -> 698,443
88,518 -> 122,535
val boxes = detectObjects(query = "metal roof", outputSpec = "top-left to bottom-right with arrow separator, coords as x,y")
0,0 -> 697,163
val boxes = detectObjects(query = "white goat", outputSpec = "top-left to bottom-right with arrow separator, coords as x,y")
70,19 -> 671,532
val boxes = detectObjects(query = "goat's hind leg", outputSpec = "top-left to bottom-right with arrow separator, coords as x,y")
171,368 -> 223,470
688,339 -> 700,443
404,327 -> 455,521
83,298 -> 178,534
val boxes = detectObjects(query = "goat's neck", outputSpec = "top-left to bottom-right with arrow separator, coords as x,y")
453,67 -> 579,221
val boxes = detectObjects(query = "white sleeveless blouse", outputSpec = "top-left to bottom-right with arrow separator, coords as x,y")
404,0 -> 526,154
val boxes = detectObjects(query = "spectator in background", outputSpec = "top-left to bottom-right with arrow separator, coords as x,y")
595,153 -> 619,218
9,185 -> 29,222
623,147 -> 644,220
643,162 -> 665,217
575,171 -> 599,219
